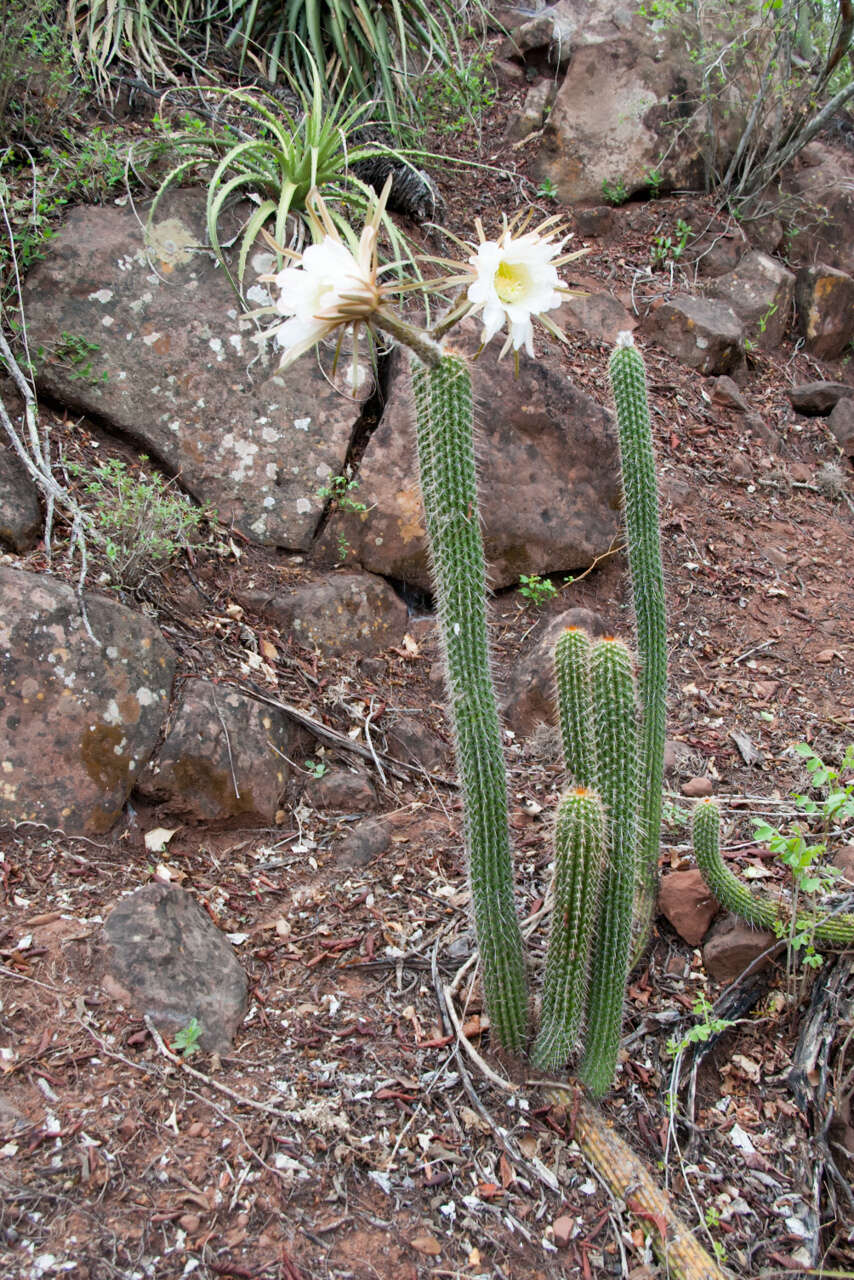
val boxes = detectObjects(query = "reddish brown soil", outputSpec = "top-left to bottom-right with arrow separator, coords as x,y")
2,35 -> 854,1280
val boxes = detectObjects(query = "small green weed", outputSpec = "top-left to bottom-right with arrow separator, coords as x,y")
601,176 -> 629,206
650,219 -> 692,269
420,55 -> 497,136
317,474 -> 367,514
666,993 -> 734,1056
68,455 -> 211,592
536,177 -> 559,201
171,1018 -> 203,1057
52,332 -> 108,384
518,574 -> 558,607
646,167 -> 664,198
304,759 -> 327,779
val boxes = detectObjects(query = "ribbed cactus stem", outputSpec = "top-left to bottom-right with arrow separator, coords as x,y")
411,353 -> 528,1052
554,627 -> 598,790
533,787 -> 606,1072
609,333 -> 667,956
692,798 -> 854,946
580,637 -> 639,1097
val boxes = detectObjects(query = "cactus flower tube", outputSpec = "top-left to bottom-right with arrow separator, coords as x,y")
411,353 -> 528,1052
608,333 -> 667,956
533,787 -> 606,1071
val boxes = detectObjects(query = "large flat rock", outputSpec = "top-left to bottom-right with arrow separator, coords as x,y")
21,192 -> 368,549
317,340 -> 622,591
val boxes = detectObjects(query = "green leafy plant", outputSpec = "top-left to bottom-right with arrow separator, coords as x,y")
650,218 -> 692,268
66,0 -> 491,142
317,474 -> 368,515
68,455 -> 211,591
518,573 -> 558,607
536,177 -> 559,201
601,176 -> 629,206
171,1017 -> 203,1057
52,332 -> 108,385
666,993 -> 735,1056
646,167 -> 664,198
304,759 -> 327,779
420,54 -> 497,136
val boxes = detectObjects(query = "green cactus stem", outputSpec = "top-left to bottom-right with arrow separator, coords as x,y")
554,627 -> 598,790
533,787 -> 606,1072
692,798 -> 854,946
608,333 -> 667,956
579,637 -> 639,1097
411,353 -> 528,1052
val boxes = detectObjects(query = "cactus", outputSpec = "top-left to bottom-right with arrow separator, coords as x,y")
692,798 -> 854,945
578,637 -> 640,1096
608,334 -> 667,955
554,627 -> 598,790
411,353 -> 528,1053
533,787 -> 606,1072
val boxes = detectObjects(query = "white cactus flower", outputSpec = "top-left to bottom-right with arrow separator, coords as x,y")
272,232 -> 380,368
466,229 -> 565,356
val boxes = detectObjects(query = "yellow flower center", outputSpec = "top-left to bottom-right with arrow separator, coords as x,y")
494,260 -> 528,304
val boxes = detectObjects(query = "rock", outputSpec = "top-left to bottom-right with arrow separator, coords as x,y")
663,739 -> 696,777
99,882 -> 247,1053
0,446 -> 42,553
702,914 -> 777,983
689,230 -> 747,278
240,572 -> 408,657
0,565 -> 175,834
493,58 -> 527,87
308,767 -> 378,812
534,20 -> 707,204
573,206 -> 615,239
681,776 -> 714,798
502,608 -> 609,738
556,290 -> 635,345
384,715 -> 445,772
745,412 -> 782,453
337,818 -> 391,868
795,264 -> 854,360
829,399 -> 854,458
21,192 -> 370,550
729,452 -> 753,482
788,381 -> 852,415
502,10 -> 574,66
779,140 -> 854,276
504,81 -> 556,142
552,1214 -> 575,1249
702,251 -> 795,350
317,337 -> 621,591
832,844 -> 854,884
709,375 -> 749,412
658,869 -> 719,946
640,296 -> 743,375
135,679 -> 300,823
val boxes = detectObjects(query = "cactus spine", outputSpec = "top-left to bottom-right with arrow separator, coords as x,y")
692,798 -> 854,945
579,637 -> 639,1096
608,333 -> 667,954
533,787 -> 606,1072
411,353 -> 528,1053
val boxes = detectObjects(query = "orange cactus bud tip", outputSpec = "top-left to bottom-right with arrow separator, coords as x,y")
565,625 -> 579,632
572,786 -> 589,797
602,634 -> 618,642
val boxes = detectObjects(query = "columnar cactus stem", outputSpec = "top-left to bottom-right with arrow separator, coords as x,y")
411,353 -> 528,1052
533,787 -> 606,1072
692,798 -> 854,945
608,333 -> 667,956
580,637 -> 639,1097
554,627 -> 598,790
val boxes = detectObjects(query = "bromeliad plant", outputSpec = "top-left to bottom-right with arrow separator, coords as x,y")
248,186 -> 667,1086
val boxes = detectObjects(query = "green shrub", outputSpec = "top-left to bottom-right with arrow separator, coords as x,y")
68,455 -> 211,591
